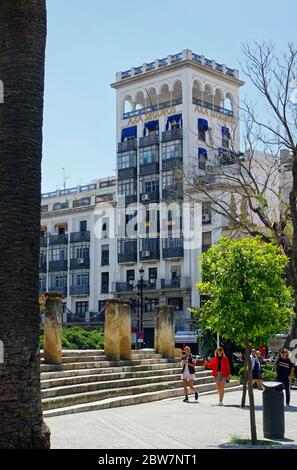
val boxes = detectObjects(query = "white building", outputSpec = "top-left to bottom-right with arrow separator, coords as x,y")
110,49 -> 244,346
40,49 -> 249,348
40,177 -> 116,324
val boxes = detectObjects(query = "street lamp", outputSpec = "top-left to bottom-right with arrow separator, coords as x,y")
139,267 -> 145,349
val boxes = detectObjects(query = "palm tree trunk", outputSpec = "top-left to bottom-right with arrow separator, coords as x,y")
0,0 -> 50,448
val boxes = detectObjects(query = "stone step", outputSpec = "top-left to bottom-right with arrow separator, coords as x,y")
41,369 -> 212,393
42,375 -> 216,408
41,353 -> 163,364
41,362 -> 201,381
43,381 -> 241,417
40,357 -> 178,373
41,366 -> 207,387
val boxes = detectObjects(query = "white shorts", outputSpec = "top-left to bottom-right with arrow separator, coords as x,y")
181,372 -> 196,381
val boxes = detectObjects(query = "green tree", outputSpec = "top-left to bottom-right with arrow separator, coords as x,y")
197,237 -> 293,444
0,1 -> 49,448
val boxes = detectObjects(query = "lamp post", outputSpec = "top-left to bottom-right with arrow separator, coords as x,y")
139,267 -> 144,349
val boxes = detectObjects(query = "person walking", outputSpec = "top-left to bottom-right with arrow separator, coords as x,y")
211,347 -> 230,406
181,346 -> 199,402
274,348 -> 295,406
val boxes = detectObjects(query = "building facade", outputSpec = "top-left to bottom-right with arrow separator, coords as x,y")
40,49 -> 247,348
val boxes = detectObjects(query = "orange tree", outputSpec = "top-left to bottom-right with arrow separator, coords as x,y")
197,237 -> 293,444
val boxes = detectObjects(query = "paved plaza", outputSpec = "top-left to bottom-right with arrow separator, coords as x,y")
46,388 -> 297,449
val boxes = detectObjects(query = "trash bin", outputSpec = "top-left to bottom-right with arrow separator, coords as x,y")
262,381 -> 284,439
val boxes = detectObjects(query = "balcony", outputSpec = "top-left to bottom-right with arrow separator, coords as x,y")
140,190 -> 160,203
161,278 -> 181,289
70,285 -> 90,296
162,185 -> 183,200
49,234 -> 68,245
163,238 -> 184,258
118,167 -> 137,179
118,139 -> 137,152
161,277 -> 191,289
124,194 -> 137,206
162,128 -> 183,142
118,240 -> 137,263
40,237 -> 47,247
162,156 -> 183,171
113,282 -> 134,292
139,135 -> 159,147
139,162 -> 159,176
70,257 -> 90,269
49,260 -> 68,272
48,286 -> 67,297
70,231 -> 90,243
140,238 -> 160,261
192,97 -> 234,117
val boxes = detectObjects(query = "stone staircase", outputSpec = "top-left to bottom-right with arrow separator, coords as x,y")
41,349 -> 241,417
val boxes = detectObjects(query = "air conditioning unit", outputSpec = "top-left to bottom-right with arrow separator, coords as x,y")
142,250 -> 151,257
77,258 -> 85,264
142,194 -> 150,201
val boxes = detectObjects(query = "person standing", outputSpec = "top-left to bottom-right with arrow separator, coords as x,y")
211,347 -> 230,406
252,350 -> 263,390
274,348 -> 295,406
181,346 -> 199,402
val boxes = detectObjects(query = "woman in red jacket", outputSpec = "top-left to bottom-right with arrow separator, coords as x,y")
211,347 -> 231,406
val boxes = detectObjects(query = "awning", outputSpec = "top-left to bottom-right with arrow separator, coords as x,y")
166,113 -> 182,131
198,118 -> 209,132
198,147 -> 208,159
121,125 -> 137,142
143,120 -> 159,136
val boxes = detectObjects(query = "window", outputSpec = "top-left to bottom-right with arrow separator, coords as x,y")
162,141 -> 182,160
80,220 -> 87,232
76,301 -> 89,317
145,299 -> 159,313
101,245 -> 109,266
140,176 -> 159,194
168,297 -> 183,311
202,231 -> 212,251
222,127 -> 230,149
50,274 -> 67,289
101,272 -> 109,293
126,269 -> 135,285
198,118 -> 208,141
71,271 -> 89,287
202,203 -> 211,224
49,247 -> 67,261
118,179 -> 136,196
171,265 -> 181,279
58,226 -> 66,235
198,148 -> 208,170
149,267 -> 157,286
118,151 -> 136,169
139,146 -> 159,166
71,245 -> 89,259
73,197 -> 91,208
162,171 -> 181,190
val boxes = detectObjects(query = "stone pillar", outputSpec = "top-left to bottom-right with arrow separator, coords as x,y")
104,300 -> 131,360
155,305 -> 175,359
44,292 -> 62,365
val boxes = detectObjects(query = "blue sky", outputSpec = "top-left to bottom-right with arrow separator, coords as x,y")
42,0 -> 297,192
